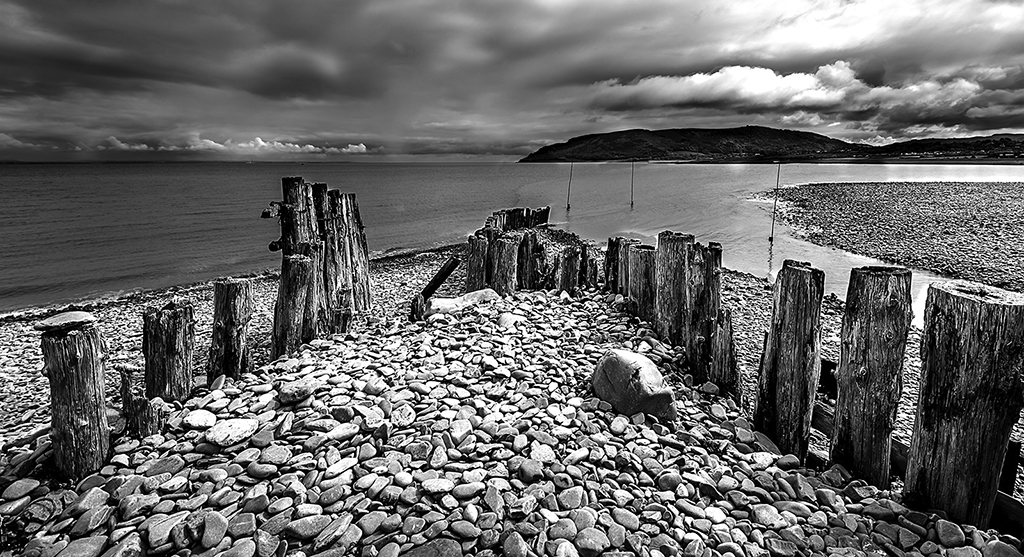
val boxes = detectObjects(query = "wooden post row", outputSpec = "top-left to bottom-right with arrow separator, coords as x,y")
35,311 -> 110,480
830,266 -> 912,489
754,260 -> 825,461
905,280 -> 1024,528
269,178 -> 371,357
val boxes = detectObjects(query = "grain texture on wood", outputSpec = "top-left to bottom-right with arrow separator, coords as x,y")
467,233 -> 490,292
119,365 -> 170,439
208,278 -> 254,383
687,242 -> 723,382
490,236 -> 520,296
39,316 -> 109,480
555,243 -> 582,294
339,192 -> 372,313
831,266 -> 912,489
710,308 -> 739,401
654,231 -> 694,345
627,244 -> 657,323
617,238 -> 641,296
753,259 -> 825,462
295,241 -> 326,342
904,280 -> 1024,528
143,299 -> 195,403
273,254 -> 313,359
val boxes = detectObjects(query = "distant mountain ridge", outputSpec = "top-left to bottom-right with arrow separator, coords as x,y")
519,125 -> 1024,162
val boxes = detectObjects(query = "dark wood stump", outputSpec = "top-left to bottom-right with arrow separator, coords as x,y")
339,192 -> 372,313
627,244 -> 657,323
687,242 -> 723,382
143,299 -> 195,403
467,233 -> 489,292
295,241 -> 326,343
118,364 -> 170,439
35,312 -> 110,480
905,280 -> 1024,528
753,259 -> 825,462
208,278 -> 254,384
654,231 -> 694,345
490,236 -> 519,296
831,266 -> 912,489
710,308 -> 739,401
273,254 -> 313,358
617,238 -> 641,296
555,243 -> 581,294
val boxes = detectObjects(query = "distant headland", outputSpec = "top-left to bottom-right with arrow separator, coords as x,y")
518,125 -> 1024,163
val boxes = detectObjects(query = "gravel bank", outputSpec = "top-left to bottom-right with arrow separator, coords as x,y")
769,181 -> 1024,292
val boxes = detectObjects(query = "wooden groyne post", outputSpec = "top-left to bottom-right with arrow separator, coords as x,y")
265,178 -> 371,354
627,244 -> 657,322
208,277 -> 254,383
753,259 -> 824,461
120,364 -> 171,438
613,238 -> 641,296
273,253 -> 313,359
143,299 -> 195,402
464,207 -> 597,297
687,241 -> 723,382
830,266 -> 912,489
35,311 -> 110,479
654,231 -> 694,345
904,280 -> 1024,528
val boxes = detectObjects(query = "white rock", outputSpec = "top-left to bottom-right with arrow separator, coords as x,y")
205,418 -> 258,447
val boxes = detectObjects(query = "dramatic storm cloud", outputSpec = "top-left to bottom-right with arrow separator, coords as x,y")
1,0 -> 1023,159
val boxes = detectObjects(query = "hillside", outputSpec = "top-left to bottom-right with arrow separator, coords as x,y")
519,126 -> 1024,162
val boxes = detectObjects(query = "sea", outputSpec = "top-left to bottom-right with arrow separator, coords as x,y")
1,161 -> 1021,319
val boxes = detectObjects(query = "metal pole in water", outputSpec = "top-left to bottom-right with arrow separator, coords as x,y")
622,161 -> 630,207
566,161 -> 573,212
769,162 -> 781,243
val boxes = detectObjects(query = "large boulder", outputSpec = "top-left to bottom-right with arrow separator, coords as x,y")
592,349 -> 677,421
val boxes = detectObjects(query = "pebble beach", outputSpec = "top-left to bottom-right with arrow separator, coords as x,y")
770,181 -> 1024,292
0,239 -> 1019,557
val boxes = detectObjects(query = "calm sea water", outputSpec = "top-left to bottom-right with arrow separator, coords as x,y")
1,161 -> 1021,316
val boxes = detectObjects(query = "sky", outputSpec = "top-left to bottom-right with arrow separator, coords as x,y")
2,0 -> 1024,161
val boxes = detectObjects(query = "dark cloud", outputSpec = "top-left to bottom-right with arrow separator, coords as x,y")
1,0 -> 1024,159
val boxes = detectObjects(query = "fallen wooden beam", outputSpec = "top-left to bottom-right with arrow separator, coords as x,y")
410,256 -> 461,321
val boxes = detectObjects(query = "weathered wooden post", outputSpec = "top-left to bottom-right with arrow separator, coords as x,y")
490,236 -> 519,296
143,299 -> 195,403
627,244 -> 657,323
273,254 -> 313,359
830,266 -> 912,489
687,242 -> 723,381
208,278 -> 254,383
709,308 -> 739,400
467,233 -> 489,292
617,238 -> 641,297
119,364 -> 170,438
654,231 -> 694,345
339,192 -> 372,313
555,243 -> 582,294
904,280 -> 1024,528
753,260 -> 825,461
35,312 -> 109,479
